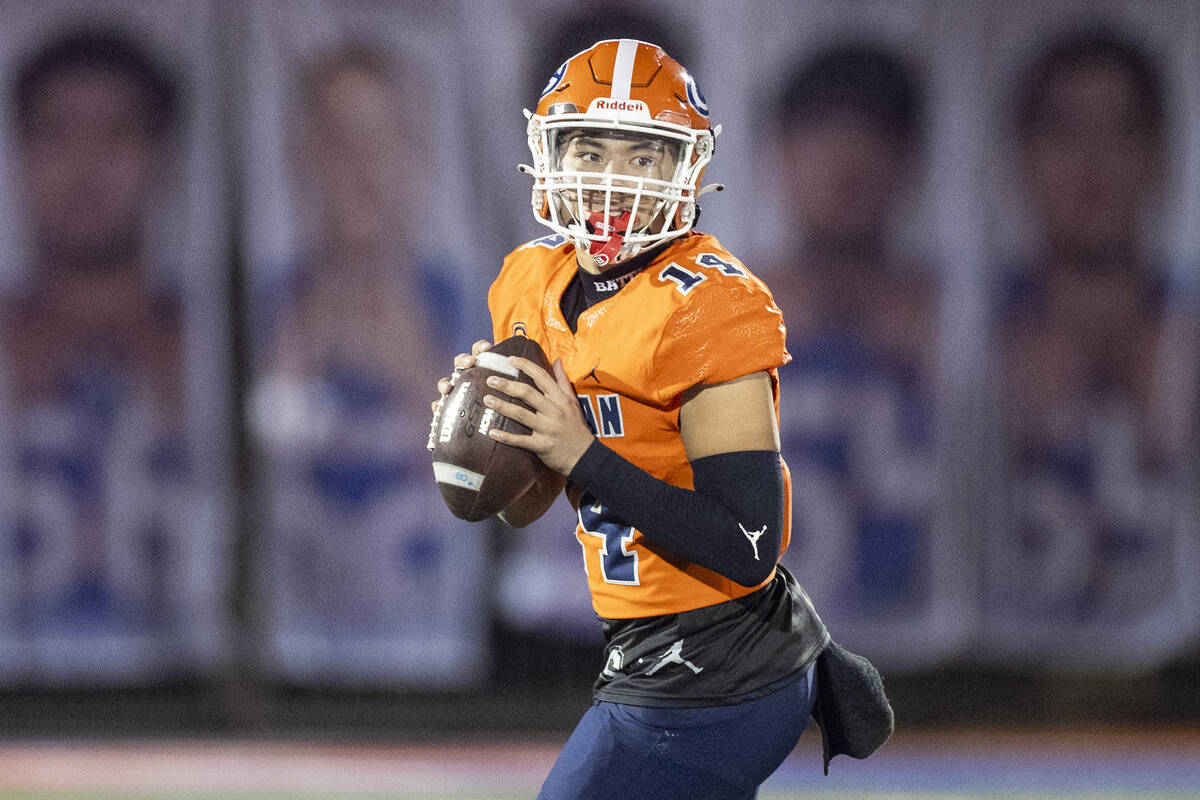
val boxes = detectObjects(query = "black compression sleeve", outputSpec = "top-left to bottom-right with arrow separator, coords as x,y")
567,441 -> 785,586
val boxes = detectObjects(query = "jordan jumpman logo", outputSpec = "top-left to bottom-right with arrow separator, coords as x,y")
739,523 -> 766,561
645,639 -> 703,675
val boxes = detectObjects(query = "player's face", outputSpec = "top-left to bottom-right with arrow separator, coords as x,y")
557,131 -> 680,227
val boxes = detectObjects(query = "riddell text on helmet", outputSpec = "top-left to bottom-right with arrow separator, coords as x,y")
588,98 -> 649,115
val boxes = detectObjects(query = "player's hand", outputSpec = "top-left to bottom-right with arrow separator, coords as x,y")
430,340 -> 493,414
483,357 -> 594,475
428,340 -> 493,452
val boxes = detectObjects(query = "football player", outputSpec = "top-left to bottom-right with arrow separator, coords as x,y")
435,40 -> 887,797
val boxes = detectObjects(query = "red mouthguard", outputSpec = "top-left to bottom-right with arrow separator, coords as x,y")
587,211 -> 632,267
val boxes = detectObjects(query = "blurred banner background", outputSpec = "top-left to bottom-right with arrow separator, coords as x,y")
0,0 -> 1197,736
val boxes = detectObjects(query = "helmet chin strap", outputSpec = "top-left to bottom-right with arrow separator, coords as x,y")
585,210 -> 633,268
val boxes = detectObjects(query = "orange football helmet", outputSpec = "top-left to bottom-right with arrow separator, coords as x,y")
520,39 -> 721,267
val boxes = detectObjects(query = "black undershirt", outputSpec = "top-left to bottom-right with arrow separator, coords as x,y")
560,245 -> 665,332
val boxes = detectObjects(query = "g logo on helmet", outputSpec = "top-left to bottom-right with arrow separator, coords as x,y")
684,73 -> 709,118
541,61 -> 568,98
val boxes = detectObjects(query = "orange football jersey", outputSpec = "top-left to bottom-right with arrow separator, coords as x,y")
489,231 -> 793,619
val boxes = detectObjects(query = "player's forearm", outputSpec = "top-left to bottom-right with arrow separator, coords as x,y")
568,441 -> 784,586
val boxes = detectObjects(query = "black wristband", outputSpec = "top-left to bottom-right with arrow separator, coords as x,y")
568,440 -> 785,586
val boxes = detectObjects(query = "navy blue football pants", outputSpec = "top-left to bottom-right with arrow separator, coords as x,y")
536,665 -> 816,800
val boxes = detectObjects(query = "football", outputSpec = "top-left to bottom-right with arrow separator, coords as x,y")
428,335 -> 552,521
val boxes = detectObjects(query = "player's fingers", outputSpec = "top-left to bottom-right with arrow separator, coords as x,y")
437,376 -> 454,395
485,374 -> 550,412
453,352 -> 477,370
507,356 -> 563,398
470,340 -> 493,356
483,395 -> 539,430
487,427 -> 543,453
551,359 -> 577,403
